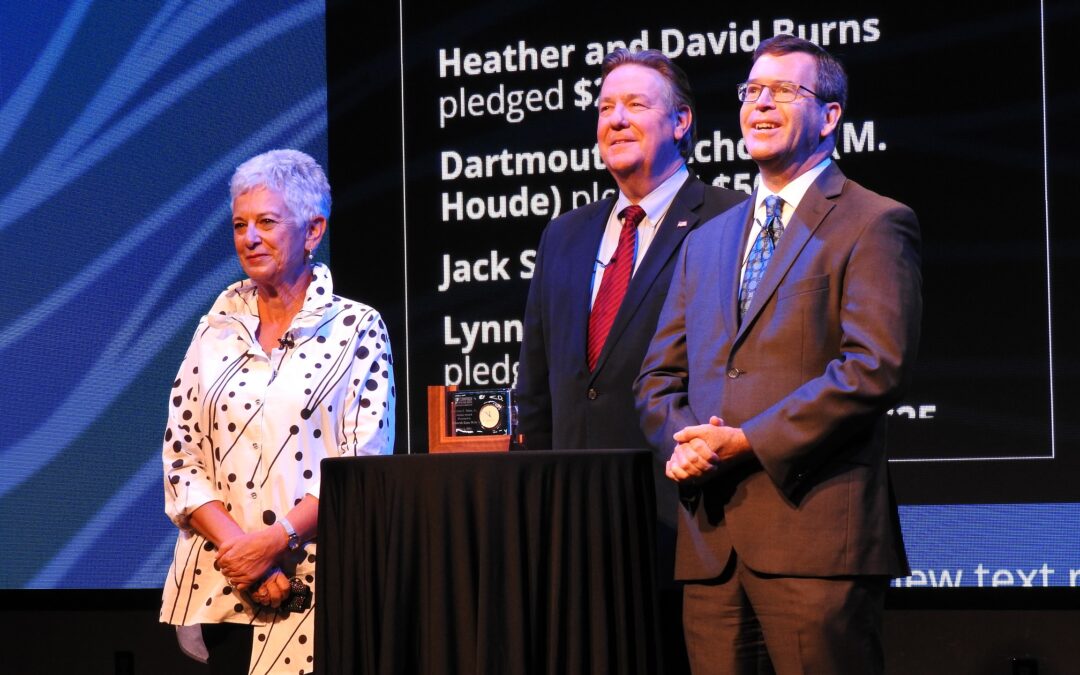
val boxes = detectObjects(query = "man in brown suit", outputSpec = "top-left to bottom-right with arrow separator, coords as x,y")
634,35 -> 920,675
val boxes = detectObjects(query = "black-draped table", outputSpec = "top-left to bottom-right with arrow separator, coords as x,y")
315,449 -> 662,675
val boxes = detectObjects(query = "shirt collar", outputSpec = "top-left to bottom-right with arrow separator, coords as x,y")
207,263 -> 335,331
754,158 -> 832,215
612,164 -> 689,225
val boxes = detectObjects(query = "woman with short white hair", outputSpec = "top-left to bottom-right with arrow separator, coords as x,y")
160,149 -> 395,674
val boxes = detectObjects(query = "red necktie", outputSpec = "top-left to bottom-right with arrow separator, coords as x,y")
587,204 -> 646,371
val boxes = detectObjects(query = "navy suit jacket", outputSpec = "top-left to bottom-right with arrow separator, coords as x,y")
516,175 -> 745,451
636,163 -> 919,579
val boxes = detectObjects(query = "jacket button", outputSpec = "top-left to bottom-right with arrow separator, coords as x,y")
587,388 -> 598,400
727,368 -> 742,379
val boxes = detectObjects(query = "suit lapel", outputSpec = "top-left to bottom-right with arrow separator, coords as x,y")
735,164 -> 845,343
572,197 -> 616,371
719,199 -> 756,332
590,178 -> 704,378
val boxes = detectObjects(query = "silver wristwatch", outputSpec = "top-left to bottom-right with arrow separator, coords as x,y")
280,516 -> 300,551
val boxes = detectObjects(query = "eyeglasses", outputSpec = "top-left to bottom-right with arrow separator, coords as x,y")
737,81 -> 823,103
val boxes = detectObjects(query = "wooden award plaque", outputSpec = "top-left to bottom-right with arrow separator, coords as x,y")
427,385 -> 510,453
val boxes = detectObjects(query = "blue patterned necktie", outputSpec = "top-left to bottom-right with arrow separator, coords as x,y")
738,195 -> 784,319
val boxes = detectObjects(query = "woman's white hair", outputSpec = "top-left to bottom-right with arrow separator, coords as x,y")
230,149 -> 331,226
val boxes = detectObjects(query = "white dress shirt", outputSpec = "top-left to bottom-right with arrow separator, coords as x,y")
739,159 -> 832,279
591,165 -> 690,307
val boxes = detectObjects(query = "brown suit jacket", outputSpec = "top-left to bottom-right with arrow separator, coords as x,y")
634,162 -> 919,580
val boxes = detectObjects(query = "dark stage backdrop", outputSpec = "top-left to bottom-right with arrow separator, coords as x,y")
2,0 -> 1079,592
330,0 -> 1080,590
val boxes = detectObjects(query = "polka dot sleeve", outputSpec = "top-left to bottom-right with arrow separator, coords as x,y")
162,320 -> 217,530
338,310 -> 396,459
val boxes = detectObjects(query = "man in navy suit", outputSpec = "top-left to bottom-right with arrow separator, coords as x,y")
515,48 -> 744,453
515,48 -> 743,674
635,36 -> 920,674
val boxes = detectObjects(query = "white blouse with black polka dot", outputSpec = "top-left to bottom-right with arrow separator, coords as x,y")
161,264 -> 395,674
